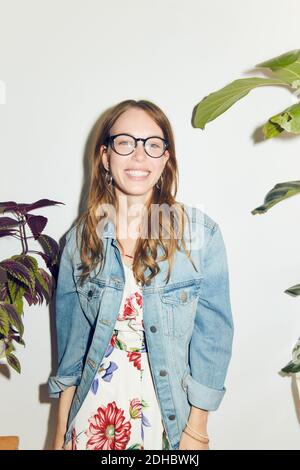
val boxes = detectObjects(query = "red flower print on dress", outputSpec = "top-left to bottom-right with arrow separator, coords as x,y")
127,351 -> 141,370
110,333 -> 117,348
85,401 -> 132,450
135,291 -> 142,308
118,291 -> 142,321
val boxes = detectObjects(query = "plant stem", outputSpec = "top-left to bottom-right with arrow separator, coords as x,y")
15,213 -> 25,254
16,213 -> 29,255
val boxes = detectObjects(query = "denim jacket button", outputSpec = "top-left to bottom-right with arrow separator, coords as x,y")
168,414 -> 176,420
150,326 -> 157,333
160,370 -> 168,376
180,290 -> 187,302
88,290 -> 93,298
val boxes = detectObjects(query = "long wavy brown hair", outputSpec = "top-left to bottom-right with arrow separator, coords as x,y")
75,99 -> 197,287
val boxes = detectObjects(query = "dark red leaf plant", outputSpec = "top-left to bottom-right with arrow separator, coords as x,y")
0,199 -> 64,373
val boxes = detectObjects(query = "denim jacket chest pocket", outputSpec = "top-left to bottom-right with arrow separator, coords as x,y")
74,277 -> 106,327
159,280 -> 202,338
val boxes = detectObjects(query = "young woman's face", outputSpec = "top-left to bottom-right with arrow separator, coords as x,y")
101,108 -> 170,201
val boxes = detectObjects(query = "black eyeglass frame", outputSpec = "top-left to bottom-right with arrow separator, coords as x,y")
105,133 -> 169,158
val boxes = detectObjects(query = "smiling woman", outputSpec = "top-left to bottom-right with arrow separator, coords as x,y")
101,107 -> 170,208
48,99 -> 234,451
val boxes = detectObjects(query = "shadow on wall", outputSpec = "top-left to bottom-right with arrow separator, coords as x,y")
43,106 -> 114,449
41,285 -> 60,450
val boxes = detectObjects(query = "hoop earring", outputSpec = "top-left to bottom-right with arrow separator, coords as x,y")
105,170 -> 113,186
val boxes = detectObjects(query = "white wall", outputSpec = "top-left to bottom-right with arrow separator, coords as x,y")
1,0 -> 300,450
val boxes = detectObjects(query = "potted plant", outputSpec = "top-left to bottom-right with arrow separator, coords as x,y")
192,48 -> 300,374
0,198 -> 63,449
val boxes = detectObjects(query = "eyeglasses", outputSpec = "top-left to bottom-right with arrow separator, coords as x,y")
105,133 -> 168,158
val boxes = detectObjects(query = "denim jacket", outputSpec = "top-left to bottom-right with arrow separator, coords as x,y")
48,204 -> 234,450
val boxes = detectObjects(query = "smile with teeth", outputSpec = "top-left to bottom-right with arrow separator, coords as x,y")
125,170 -> 150,177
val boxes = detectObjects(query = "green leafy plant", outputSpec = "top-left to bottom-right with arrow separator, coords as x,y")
0,199 -> 63,373
193,49 -> 300,373
193,49 -> 300,138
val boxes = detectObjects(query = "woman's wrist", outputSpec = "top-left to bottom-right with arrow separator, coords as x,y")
53,433 -> 65,450
187,406 -> 208,432
54,422 -> 67,449
183,427 -> 209,445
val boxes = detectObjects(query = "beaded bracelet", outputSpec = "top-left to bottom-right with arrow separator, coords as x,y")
183,429 -> 209,444
185,422 -> 209,440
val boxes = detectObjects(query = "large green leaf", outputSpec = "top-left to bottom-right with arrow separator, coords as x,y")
0,302 -> 23,336
11,255 -> 38,276
266,102 -> 300,135
193,77 -> 288,129
262,119 -> 283,139
35,268 -> 52,304
281,361 -> 300,374
0,304 -> 9,336
5,302 -> 24,336
7,277 -> 25,304
14,296 -> 24,316
0,259 -> 35,294
6,352 -> 21,373
256,49 -> 300,86
262,103 -> 300,138
284,284 -> 300,296
281,337 -> 300,374
251,181 -> 300,214
256,49 -> 300,69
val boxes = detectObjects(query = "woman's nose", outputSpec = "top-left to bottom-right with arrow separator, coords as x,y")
132,141 -> 148,160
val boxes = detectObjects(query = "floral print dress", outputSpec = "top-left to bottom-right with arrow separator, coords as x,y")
71,259 -> 170,450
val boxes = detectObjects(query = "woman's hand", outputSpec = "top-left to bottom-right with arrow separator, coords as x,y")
53,438 -> 72,450
62,440 -> 72,450
178,430 -> 210,450
53,431 -> 72,450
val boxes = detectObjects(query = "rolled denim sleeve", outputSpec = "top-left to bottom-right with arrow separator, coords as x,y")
48,228 -> 92,398
186,222 -> 234,411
